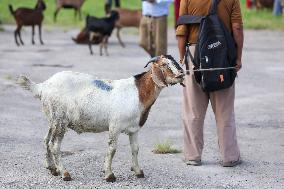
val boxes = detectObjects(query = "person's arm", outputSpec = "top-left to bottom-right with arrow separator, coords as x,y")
177,36 -> 187,64
232,23 -> 244,72
176,0 -> 188,63
230,0 -> 244,72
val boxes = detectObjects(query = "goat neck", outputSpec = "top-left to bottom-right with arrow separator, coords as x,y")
135,71 -> 162,111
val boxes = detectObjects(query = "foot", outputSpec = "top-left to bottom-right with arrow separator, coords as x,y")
222,159 -> 242,167
105,172 -> 116,182
131,167 -> 144,178
185,159 -> 202,166
49,167 -> 60,176
63,171 -> 72,181
135,170 -> 144,178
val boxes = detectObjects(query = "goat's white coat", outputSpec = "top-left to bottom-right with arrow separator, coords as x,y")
17,56 -> 184,181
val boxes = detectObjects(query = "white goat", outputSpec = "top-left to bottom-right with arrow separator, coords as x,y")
17,55 -> 184,182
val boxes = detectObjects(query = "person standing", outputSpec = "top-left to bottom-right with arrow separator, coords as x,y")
139,0 -> 173,57
176,0 -> 244,167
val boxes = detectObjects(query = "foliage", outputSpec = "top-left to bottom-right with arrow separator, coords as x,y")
0,0 -> 283,29
152,139 -> 181,154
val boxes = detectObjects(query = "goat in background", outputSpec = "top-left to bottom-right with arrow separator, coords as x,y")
9,0 -> 46,46
54,0 -> 86,22
105,4 -> 142,47
86,11 -> 119,55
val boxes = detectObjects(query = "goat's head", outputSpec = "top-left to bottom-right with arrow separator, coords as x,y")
145,55 -> 185,88
35,0 -> 46,11
109,10 -> 120,21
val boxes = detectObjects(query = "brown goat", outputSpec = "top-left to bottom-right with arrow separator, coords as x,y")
54,0 -> 86,22
255,0 -> 274,9
105,6 -> 142,47
72,28 -> 103,44
113,8 -> 142,47
9,0 -> 46,46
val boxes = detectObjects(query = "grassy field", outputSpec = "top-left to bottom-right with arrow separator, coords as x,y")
0,0 -> 283,29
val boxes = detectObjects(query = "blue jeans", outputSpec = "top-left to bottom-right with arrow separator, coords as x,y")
273,0 -> 283,16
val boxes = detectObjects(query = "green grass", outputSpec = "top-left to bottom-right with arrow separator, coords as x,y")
152,139 -> 181,154
0,0 -> 283,29
0,0 -> 143,28
240,0 -> 284,30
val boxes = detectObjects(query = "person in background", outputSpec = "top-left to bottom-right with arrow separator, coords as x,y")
176,0 -> 244,167
105,0 -> 120,8
139,0 -> 173,57
273,0 -> 283,16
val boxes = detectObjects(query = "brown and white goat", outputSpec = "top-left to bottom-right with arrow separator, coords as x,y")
54,0 -> 86,22
105,5 -> 142,47
9,0 -> 46,46
17,55 -> 185,182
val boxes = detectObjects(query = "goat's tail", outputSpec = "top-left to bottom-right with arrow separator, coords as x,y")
8,5 -> 15,16
17,75 -> 41,99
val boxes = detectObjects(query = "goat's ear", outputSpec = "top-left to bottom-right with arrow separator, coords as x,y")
151,64 -> 167,87
144,56 -> 160,68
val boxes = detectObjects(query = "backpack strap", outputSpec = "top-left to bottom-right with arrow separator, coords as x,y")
209,0 -> 220,14
176,15 -> 202,26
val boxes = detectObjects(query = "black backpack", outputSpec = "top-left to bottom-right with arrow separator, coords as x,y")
177,0 -> 237,92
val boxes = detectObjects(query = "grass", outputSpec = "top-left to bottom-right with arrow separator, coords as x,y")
152,139 -> 181,154
0,0 -> 283,29
0,0 -> 144,28
240,0 -> 284,30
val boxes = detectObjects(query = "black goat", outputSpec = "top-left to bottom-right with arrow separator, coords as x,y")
86,11 -> 119,55
9,0 -> 46,46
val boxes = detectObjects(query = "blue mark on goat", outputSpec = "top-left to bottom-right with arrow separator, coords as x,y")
93,80 -> 113,91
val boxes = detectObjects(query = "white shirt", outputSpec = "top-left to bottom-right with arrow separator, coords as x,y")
142,0 -> 173,17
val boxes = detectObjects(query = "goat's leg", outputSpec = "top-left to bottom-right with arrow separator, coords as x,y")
104,37 -> 109,56
54,7 -> 60,22
38,24 -> 44,45
49,125 -> 71,181
17,26 -> 24,45
99,37 -> 105,56
14,28 -> 20,46
78,8 -> 82,20
129,132 -> 144,178
88,32 -> 94,55
44,127 -> 57,173
116,27 -> 125,48
31,25 -> 35,45
104,131 -> 119,182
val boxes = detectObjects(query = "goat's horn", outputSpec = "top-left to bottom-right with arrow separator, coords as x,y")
144,56 -> 159,68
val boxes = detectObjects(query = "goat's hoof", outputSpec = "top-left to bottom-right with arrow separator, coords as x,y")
63,171 -> 72,181
135,170 -> 144,178
105,173 -> 116,182
32,41 -> 35,45
50,167 -> 60,176
40,42 -> 44,45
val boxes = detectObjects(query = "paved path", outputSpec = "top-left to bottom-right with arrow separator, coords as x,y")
0,26 -> 284,188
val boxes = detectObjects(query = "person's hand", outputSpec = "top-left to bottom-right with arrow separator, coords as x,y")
235,59 -> 242,72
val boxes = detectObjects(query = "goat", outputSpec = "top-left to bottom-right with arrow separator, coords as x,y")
72,27 -> 103,44
17,55 -> 185,182
9,0 -> 46,46
255,0 -> 274,9
72,9 -> 141,47
86,11 -> 119,55
54,0 -> 86,22
105,4 -> 142,47
112,8 -> 142,48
